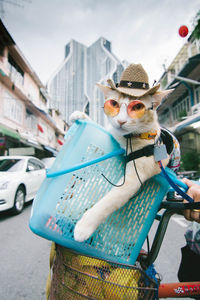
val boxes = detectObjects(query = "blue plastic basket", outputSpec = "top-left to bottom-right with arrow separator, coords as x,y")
29,120 -> 171,265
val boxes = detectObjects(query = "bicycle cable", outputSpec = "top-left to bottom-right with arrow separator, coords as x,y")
101,136 -> 128,187
101,135 -> 144,194
128,136 -> 144,199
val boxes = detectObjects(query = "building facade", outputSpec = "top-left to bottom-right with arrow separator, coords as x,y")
48,40 -> 87,124
158,38 -> 200,129
47,37 -> 125,126
0,20 -> 67,158
157,30 -> 200,175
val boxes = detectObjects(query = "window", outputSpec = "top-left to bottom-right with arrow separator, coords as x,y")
0,40 -> 5,57
27,159 -> 45,171
4,92 -> 23,124
25,109 -> 37,132
40,92 -> 47,105
103,39 -> 111,52
7,54 -> 24,85
65,44 -> 70,58
196,89 -> 200,104
172,96 -> 190,121
0,159 -> 25,172
33,159 -> 45,170
186,97 -> 190,111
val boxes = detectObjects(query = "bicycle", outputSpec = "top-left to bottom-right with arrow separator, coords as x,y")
28,120 -> 200,299
46,192 -> 200,299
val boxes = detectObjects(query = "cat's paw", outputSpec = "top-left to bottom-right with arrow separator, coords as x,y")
74,213 -> 97,242
69,111 -> 89,124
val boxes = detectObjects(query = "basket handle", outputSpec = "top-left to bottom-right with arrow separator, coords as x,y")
46,148 -> 125,178
159,165 -> 195,203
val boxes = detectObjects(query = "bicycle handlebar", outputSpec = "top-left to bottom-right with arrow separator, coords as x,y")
161,199 -> 200,211
141,194 -> 200,268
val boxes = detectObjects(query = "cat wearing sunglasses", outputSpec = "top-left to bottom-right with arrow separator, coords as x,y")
70,82 -> 172,242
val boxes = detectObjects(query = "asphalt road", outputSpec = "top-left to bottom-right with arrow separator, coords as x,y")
0,203 -> 51,300
0,203 -> 190,300
150,212 -> 189,284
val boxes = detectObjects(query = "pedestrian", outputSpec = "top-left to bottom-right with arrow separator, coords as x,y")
182,178 -> 200,223
178,178 -> 200,282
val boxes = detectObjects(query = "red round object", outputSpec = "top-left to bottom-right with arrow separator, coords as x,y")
178,25 -> 189,37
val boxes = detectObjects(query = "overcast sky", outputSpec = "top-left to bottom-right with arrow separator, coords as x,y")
1,0 -> 200,86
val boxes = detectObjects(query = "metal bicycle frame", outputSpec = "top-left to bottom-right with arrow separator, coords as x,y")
141,200 -> 183,267
140,197 -> 200,298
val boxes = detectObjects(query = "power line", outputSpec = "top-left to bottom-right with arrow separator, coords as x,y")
0,0 -> 31,18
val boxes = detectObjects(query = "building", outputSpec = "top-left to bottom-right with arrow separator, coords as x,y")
47,37 -> 125,126
0,19 -> 67,158
86,37 -> 124,126
48,40 -> 87,125
157,28 -> 200,174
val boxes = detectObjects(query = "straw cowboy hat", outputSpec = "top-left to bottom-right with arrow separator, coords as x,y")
107,64 -> 160,97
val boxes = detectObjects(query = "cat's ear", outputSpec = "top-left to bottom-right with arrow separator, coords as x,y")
152,89 -> 174,108
96,83 -> 113,99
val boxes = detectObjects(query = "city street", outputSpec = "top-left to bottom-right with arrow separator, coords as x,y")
0,3 -> 199,300
0,203 -> 51,300
0,202 -> 189,300
149,212 -> 188,284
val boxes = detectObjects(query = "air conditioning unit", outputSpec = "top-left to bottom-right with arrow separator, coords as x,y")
191,103 -> 200,115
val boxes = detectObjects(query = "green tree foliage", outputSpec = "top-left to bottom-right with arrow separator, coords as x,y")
178,109 -> 187,121
192,10 -> 200,39
181,150 -> 200,171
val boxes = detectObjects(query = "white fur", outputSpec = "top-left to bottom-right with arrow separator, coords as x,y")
69,110 -> 90,124
71,87 -> 172,242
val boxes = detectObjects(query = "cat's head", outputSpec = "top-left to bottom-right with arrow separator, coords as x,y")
97,64 -> 172,136
97,85 -> 171,135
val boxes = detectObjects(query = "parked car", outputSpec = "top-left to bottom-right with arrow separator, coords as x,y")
0,156 -> 46,214
41,157 -> 56,169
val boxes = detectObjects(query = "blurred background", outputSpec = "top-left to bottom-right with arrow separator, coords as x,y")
0,1 -> 200,299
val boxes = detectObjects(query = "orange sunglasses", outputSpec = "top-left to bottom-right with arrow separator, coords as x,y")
104,99 -> 146,119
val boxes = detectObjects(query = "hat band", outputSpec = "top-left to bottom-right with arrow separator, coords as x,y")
118,80 -> 149,90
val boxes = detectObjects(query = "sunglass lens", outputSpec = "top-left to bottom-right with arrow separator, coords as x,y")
104,100 -> 120,117
127,101 -> 146,119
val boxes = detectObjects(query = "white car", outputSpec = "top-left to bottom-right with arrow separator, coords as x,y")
41,157 -> 56,169
0,156 -> 46,214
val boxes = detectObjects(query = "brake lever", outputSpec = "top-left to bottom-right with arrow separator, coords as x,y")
160,200 -> 200,211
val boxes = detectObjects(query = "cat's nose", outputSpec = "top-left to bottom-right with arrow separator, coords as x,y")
118,120 -> 126,127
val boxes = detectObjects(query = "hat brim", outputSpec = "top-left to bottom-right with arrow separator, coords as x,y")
107,79 -> 160,97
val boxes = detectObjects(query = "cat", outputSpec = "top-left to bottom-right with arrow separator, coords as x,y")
69,64 -> 174,242
69,88 -> 172,242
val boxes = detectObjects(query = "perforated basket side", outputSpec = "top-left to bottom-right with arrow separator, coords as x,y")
30,119 -> 170,265
49,245 -> 158,300
30,120 -> 125,252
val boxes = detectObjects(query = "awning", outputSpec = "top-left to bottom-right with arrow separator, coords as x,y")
0,124 -> 20,140
20,138 -> 44,150
166,54 -> 200,90
43,145 -> 58,156
174,113 -> 200,133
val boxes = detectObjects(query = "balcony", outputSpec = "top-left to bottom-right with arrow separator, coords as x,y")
160,39 -> 200,90
7,54 -> 24,87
